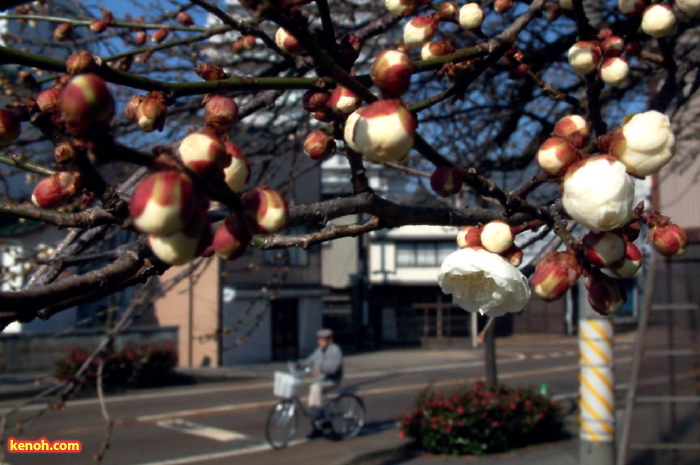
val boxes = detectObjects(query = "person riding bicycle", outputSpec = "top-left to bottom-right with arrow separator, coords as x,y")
300,328 -> 343,436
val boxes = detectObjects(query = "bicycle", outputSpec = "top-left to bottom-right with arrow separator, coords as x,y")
265,363 -> 365,449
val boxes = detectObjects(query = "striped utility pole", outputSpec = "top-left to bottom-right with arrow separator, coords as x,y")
579,292 -> 615,465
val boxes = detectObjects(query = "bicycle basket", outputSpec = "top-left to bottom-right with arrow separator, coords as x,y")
273,371 -> 301,398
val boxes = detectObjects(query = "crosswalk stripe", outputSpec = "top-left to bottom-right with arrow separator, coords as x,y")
156,419 -> 249,442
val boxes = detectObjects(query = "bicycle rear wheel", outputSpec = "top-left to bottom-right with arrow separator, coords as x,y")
327,394 -> 365,439
266,400 -> 298,449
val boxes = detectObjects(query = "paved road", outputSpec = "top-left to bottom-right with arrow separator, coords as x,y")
0,337 -> 638,465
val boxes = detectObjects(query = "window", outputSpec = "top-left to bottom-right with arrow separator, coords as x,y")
396,241 -> 457,267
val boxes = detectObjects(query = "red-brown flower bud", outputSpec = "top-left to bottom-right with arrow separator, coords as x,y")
136,96 -> 167,132
371,50 -> 413,98
275,28 -> 303,55
134,30 -> 147,46
601,35 -> 625,57
66,50 -> 97,76
430,166 -> 463,197
618,0 -> 646,18
610,241 -> 643,278
583,231 -> 626,268
31,172 -> 82,208
403,16 -> 437,48
36,88 -> 62,115
648,222 -> 687,257
179,132 -> 228,182
304,131 -> 336,160
125,95 -> 144,121
54,141 -> 77,164
223,142 -> 250,193
311,108 -> 337,123
501,245 -> 524,267
148,208 -> 212,266
0,109 -> 21,146
456,225 -> 482,248
90,20 -> 109,33
536,137 -> 580,176
194,64 -> 229,81
494,0 -> 514,13
151,28 -> 170,43
420,39 -> 455,61
586,273 -> 626,316
438,2 -> 458,19
60,74 -> 114,137
130,170 -> 197,236
241,188 -> 289,234
329,86 -> 360,115
530,251 -> 581,301
568,41 -> 602,75
213,215 -> 251,260
53,23 -> 73,41
302,90 -> 331,113
177,12 -> 194,26
203,95 -> 239,134
553,114 -> 591,148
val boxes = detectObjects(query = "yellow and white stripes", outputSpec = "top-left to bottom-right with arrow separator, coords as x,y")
579,319 -> 614,442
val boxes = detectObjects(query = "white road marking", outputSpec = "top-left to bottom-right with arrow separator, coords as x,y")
565,350 -> 577,356
533,354 -> 546,359
550,352 -> 562,358
155,419 -> 248,442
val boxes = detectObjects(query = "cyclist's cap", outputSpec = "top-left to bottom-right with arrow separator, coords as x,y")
317,328 -> 333,338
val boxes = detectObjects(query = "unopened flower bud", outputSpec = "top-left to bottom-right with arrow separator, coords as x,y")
420,40 -> 455,61
179,132 -> 228,182
329,86 -> 360,115
371,50 -> 413,98
31,172 -> 82,208
134,30 -> 147,46
530,251 -> 581,301
583,231 -> 626,268
301,90 -> 330,113
0,110 -> 21,146
618,221 -> 641,242
66,50 -> 97,76
241,35 -> 256,49
586,273 -> 626,315
430,166 -> 463,197
275,28 -> 303,55
149,209 -> 212,266
553,114 -> 591,149
456,225 -> 482,248
480,220 -> 515,254
151,28 -> 170,43
54,141 -> 77,164
648,222 -> 687,257
439,2 -> 458,19
618,0 -> 646,17
676,0 -> 700,14
53,23 -> 73,41
385,0 -> 419,16
601,35 -> 625,57
36,88 -> 62,115
641,5 -> 676,38
204,95 -> 238,134
403,16 -> 437,48
609,110 -> 675,177
568,41 -> 602,75
562,156 -> 635,232
177,12 -> 194,26
610,241 -> 643,278
213,215 -> 251,260
223,142 -> 250,193
130,170 -> 197,236
136,95 -> 167,132
600,56 -> 629,87
459,3 -> 484,30
60,74 -> 115,137
304,131 -> 336,160
494,0 -> 514,13
344,100 -> 416,163
241,187 -> 289,234
90,20 -> 109,33
501,245 -> 524,267
536,137 -> 580,176
194,64 -> 229,81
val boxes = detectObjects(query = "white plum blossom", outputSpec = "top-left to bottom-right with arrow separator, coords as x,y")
562,156 -> 635,232
641,5 -> 676,38
459,3 -> 484,30
610,110 -> 676,177
438,248 -> 530,317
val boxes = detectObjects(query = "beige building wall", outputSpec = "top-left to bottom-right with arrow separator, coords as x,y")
154,258 -> 220,368
321,215 -> 359,289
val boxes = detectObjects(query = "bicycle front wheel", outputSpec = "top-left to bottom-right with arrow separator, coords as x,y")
266,400 -> 298,449
327,394 -> 365,439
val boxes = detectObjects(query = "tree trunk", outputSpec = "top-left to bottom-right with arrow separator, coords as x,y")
484,321 -> 498,389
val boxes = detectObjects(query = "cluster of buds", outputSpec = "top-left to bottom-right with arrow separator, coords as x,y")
371,50 -> 413,98
568,29 -> 630,87
60,74 -> 115,138
536,114 -> 590,176
31,171 -> 82,209
203,94 -> 239,134
344,99 -> 416,163
455,221 -> 524,265
232,35 -> 256,54
125,92 -> 168,133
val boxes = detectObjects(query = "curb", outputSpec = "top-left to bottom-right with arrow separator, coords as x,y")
333,439 -> 417,465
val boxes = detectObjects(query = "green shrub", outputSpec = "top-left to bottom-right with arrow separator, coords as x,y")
399,382 -> 564,456
54,344 -> 177,389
